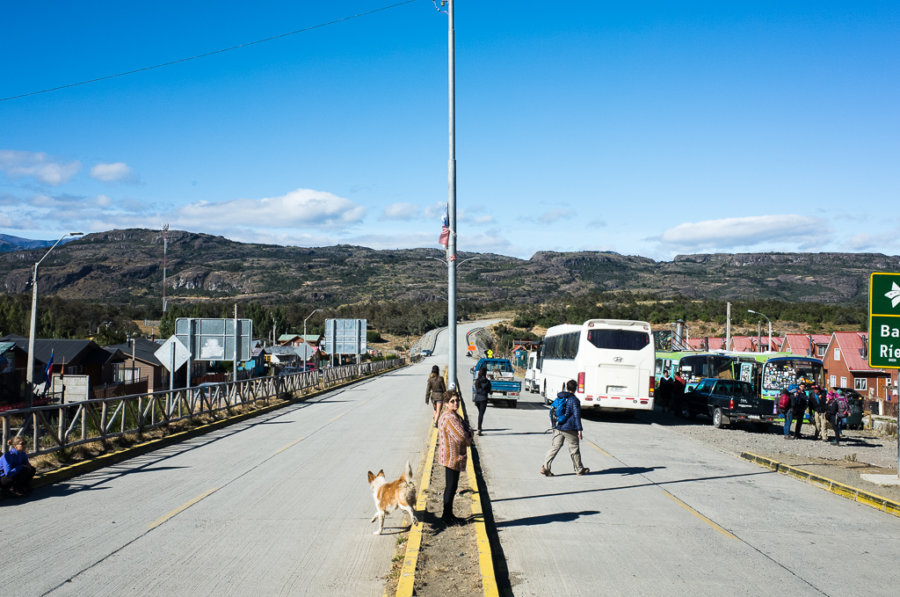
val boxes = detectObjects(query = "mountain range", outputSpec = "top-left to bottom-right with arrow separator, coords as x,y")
0,228 -> 895,308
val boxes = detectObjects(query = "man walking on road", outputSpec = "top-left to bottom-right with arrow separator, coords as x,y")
541,379 -> 589,477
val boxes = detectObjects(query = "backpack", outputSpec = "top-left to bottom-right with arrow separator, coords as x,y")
778,393 -> 790,412
550,395 -> 568,427
837,397 -> 850,418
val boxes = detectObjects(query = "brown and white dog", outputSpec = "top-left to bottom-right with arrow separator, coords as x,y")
368,461 -> 418,535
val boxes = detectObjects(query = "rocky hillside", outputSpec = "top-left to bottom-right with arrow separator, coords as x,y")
0,228 -> 893,308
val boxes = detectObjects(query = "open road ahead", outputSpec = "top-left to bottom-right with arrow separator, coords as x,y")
5,319 -> 899,596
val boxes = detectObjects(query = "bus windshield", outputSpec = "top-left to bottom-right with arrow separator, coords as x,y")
586,329 -> 650,351
760,357 -> 824,394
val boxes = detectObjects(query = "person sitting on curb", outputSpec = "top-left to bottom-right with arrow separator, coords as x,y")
1,436 -> 36,498
541,379 -> 589,477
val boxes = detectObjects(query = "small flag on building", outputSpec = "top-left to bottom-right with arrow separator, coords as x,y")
438,205 -> 450,248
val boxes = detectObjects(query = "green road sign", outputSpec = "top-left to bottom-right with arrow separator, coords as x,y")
869,272 -> 900,368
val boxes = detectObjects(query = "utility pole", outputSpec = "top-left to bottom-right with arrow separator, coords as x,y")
446,0 -> 459,390
162,224 -> 168,313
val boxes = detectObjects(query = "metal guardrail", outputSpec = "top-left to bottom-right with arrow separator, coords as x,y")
1,358 -> 405,458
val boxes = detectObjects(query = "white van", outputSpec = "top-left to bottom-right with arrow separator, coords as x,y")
524,351 -> 542,393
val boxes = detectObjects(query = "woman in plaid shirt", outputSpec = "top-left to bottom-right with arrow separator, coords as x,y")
437,388 -> 472,525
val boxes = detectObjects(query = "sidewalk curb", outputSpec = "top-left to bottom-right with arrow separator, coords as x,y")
740,452 -> 900,518
396,426 -> 437,597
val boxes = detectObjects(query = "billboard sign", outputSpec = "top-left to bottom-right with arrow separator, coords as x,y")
175,318 -> 253,362
323,319 -> 367,355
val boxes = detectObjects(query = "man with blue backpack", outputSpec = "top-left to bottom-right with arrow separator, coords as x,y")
541,379 -> 590,477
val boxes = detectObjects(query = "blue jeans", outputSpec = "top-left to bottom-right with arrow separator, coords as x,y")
783,411 -> 793,436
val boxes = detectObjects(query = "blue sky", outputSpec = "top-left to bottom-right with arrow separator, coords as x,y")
1,1 -> 897,261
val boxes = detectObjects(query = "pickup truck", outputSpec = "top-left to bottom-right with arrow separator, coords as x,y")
681,378 -> 776,429
471,357 -> 522,408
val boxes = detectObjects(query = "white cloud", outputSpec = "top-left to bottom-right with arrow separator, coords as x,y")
659,215 -> 824,251
97,194 -> 112,207
90,162 -> 133,182
0,150 -> 80,185
537,208 -> 574,224
381,202 -> 420,221
177,188 -> 366,230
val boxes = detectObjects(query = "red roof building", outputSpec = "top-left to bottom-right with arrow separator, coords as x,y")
822,331 -> 892,400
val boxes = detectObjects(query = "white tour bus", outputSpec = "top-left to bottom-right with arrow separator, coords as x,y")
539,319 -> 655,412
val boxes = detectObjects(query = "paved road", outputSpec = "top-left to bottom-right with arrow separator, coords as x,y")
4,366 -> 435,596
456,321 -> 900,595
9,319 -> 899,596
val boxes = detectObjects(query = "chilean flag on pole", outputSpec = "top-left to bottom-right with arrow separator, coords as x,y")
438,205 -> 450,248
43,349 -> 54,386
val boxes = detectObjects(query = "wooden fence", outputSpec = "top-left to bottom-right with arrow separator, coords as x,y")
1,358 -> 405,458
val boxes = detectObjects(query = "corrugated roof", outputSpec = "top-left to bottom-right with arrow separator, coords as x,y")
105,337 -> 166,366
833,331 -> 878,372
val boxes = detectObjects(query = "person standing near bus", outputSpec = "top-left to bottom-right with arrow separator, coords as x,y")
541,379 -> 589,477
791,383 -> 809,439
657,369 -> 673,413
670,370 -> 686,416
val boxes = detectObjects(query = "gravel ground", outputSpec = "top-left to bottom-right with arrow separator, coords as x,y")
657,412 -> 898,468
649,409 -> 900,503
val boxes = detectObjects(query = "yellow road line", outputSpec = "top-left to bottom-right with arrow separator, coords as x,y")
663,492 -> 737,540
585,439 -> 612,458
149,487 -> 219,530
396,426 -> 437,597
464,442 -> 499,597
273,436 -> 305,456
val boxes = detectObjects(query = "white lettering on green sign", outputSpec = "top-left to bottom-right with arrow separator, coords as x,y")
880,325 -> 900,338
880,345 -> 900,359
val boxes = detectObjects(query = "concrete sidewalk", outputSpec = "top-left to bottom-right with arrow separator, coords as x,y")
741,452 -> 900,516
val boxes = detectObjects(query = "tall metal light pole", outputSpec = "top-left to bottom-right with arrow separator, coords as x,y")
303,308 -> 320,371
26,231 -> 83,404
446,0 -> 459,390
748,309 -> 772,352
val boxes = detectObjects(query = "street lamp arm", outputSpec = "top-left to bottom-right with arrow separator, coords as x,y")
35,232 -> 82,269
26,231 -> 83,405
302,308 -> 321,370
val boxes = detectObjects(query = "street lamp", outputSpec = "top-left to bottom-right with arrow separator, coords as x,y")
303,308 -> 320,371
26,231 -> 83,404
747,309 -> 772,352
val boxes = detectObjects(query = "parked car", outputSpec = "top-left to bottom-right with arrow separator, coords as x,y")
834,388 -> 864,429
682,378 -> 776,429
421,349 -> 432,357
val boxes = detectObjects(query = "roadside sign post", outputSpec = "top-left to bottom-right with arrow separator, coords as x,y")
868,272 -> 900,478
155,335 -> 191,415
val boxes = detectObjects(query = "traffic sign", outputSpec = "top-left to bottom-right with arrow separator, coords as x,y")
869,272 -> 900,368
155,335 -> 191,373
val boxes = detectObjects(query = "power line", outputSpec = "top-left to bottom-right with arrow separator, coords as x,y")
1,0 -> 418,103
